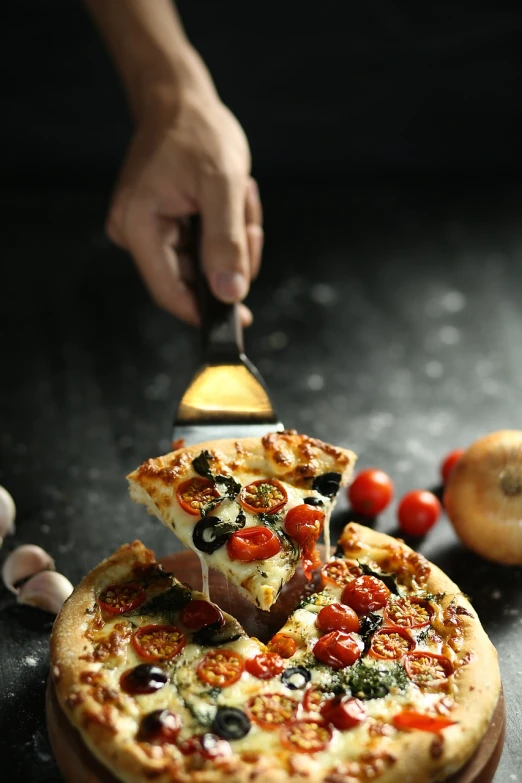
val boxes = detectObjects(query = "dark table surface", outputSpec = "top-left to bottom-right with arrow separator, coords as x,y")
1,180 -> 521,781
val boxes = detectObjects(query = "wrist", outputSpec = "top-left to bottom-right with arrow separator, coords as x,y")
130,44 -> 218,124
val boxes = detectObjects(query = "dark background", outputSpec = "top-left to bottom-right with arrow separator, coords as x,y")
1,1 -> 522,781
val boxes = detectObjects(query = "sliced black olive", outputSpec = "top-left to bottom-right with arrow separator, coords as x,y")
120,664 -> 168,695
312,472 -> 342,498
359,612 -> 383,654
281,666 -> 311,690
192,615 -> 244,646
303,496 -> 324,507
212,707 -> 251,740
138,709 -> 180,741
193,510 -> 246,555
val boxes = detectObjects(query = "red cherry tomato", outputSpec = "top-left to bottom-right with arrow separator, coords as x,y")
404,652 -> 453,687
316,603 -> 360,634
281,719 -> 332,753
303,686 -> 329,714
440,449 -> 465,484
197,649 -> 244,688
267,633 -> 297,659
341,575 -> 390,614
176,477 -> 219,516
98,582 -> 145,615
397,490 -> 441,536
179,600 -> 224,631
313,631 -> 361,669
320,696 -> 366,730
245,652 -> 285,680
226,526 -> 281,562
392,711 -> 455,733
320,559 -> 362,587
368,627 -> 415,660
137,709 -> 182,743
347,469 -> 395,516
284,504 -> 325,579
239,479 -> 288,515
246,692 -> 298,730
132,624 -> 186,662
384,598 -> 434,629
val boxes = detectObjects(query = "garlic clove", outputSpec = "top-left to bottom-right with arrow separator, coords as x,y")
0,485 -> 16,540
18,570 -> 73,614
2,544 -> 56,594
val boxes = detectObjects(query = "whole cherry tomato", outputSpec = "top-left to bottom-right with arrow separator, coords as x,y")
341,575 -> 390,614
397,490 -> 441,536
440,449 -> 465,484
320,696 -> 366,730
245,652 -> 285,680
316,603 -> 360,634
313,631 -> 361,669
268,633 -> 297,659
226,526 -> 281,562
284,504 -> 325,580
347,469 -> 394,516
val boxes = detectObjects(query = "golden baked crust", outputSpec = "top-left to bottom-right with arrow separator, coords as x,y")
127,431 -> 356,610
50,527 -> 501,783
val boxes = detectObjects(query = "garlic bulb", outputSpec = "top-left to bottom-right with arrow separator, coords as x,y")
2,544 -> 56,594
18,570 -> 73,614
0,485 -> 16,542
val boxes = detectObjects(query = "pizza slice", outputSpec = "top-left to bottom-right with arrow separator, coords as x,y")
127,430 -> 356,611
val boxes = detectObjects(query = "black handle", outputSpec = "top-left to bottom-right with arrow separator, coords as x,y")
189,215 -> 244,363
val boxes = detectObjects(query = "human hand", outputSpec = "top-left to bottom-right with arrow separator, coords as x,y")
106,91 -> 263,326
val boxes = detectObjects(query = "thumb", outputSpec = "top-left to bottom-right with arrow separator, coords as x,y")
199,174 -> 250,303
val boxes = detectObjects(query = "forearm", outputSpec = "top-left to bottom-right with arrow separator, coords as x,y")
82,0 -> 216,119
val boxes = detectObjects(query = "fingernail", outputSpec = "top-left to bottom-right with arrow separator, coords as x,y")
212,271 -> 249,302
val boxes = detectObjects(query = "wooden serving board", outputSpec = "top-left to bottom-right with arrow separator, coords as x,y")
46,551 -> 506,783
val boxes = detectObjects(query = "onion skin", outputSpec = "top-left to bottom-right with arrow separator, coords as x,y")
444,430 -> 522,565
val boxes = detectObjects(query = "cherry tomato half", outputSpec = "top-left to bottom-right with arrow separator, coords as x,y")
268,633 -> 297,659
245,652 -> 285,680
226,526 -> 281,562
320,559 -> 362,587
397,490 -> 441,536
239,479 -> 288,515
303,686 -> 330,715
98,581 -> 145,615
347,469 -> 394,516
179,600 -> 225,631
284,504 -> 325,579
404,652 -> 453,687
176,477 -> 219,516
392,711 -> 455,733
132,624 -> 186,662
313,631 -> 361,669
316,603 -> 360,634
369,627 -> 415,660
197,649 -> 244,688
320,696 -> 366,731
341,575 -> 391,614
246,692 -> 298,730
281,719 -> 332,753
440,448 -> 465,484
384,598 -> 434,629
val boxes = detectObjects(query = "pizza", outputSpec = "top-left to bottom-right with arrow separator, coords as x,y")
127,431 -> 356,610
50,524 -> 501,783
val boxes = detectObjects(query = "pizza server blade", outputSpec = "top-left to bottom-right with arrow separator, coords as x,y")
171,216 -> 284,447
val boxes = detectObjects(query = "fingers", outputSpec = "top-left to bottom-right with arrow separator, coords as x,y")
199,173 -> 250,304
245,178 -> 264,280
123,203 -> 200,325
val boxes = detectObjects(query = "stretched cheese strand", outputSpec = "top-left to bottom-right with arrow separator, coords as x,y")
324,513 -> 331,561
197,552 -> 210,599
